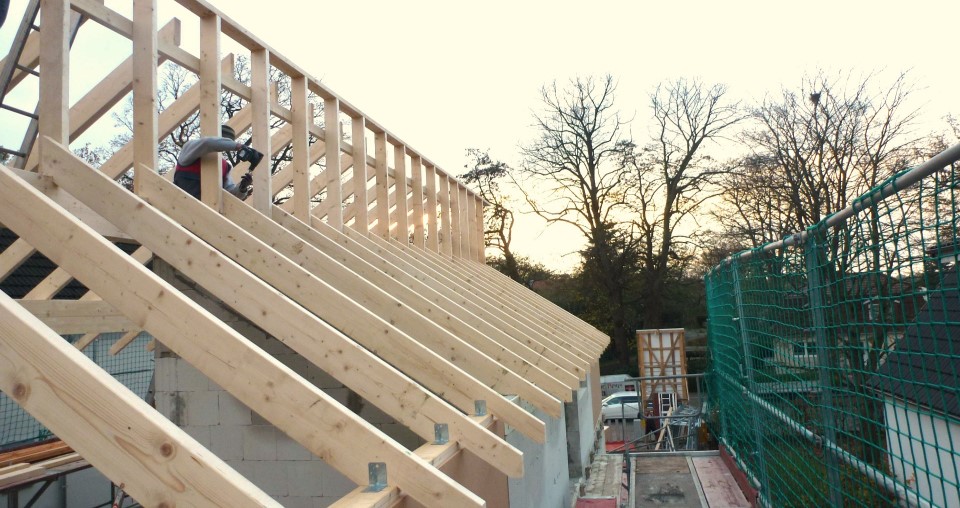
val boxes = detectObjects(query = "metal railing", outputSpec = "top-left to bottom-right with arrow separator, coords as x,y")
705,143 -> 960,507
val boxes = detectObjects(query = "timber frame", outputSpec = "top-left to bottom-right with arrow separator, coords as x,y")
0,0 -> 610,506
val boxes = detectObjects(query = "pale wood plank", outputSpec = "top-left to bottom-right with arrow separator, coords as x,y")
30,143 -> 483,508
132,0 -> 158,193
459,184 -> 471,260
17,300 -> 135,335
425,163 -> 439,251
108,329 -> 142,355
250,48 -> 272,214
393,144 -> 408,243
24,20 -> 181,173
137,169 -> 539,464
418,247 -> 602,362
471,193 -> 483,262
449,178 -> 462,258
348,229 -> 591,374
0,239 -> 35,281
74,333 -> 101,351
276,210 -> 580,394
38,0 -> 70,146
374,132 -> 390,239
198,13 -> 223,210
324,97 -> 343,229
291,75 -> 311,223
336,226 -> 588,379
0,293 -> 278,505
233,202 -> 567,413
438,174 -> 452,255
411,155 -> 425,248
351,116 -> 369,234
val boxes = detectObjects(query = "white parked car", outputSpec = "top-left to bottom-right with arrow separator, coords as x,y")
601,391 -> 641,420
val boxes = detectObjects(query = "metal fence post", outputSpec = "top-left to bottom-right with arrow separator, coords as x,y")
804,231 -> 844,508
730,258 -> 771,501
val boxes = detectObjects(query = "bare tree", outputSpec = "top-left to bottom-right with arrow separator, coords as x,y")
628,78 -> 741,327
519,75 -> 638,369
460,148 -> 524,281
726,70 -> 920,245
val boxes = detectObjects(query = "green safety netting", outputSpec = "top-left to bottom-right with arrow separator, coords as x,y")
0,333 -> 154,451
706,153 -> 960,507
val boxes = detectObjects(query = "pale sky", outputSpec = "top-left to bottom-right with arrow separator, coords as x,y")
3,0 -> 959,271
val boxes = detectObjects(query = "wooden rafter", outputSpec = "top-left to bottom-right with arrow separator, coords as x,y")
18,142 -> 484,507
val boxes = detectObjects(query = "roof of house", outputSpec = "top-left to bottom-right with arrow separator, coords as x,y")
867,268 -> 960,417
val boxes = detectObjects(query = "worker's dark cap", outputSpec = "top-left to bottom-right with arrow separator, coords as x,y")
221,124 -> 236,140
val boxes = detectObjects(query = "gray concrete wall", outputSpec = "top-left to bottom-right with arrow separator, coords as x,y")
507,396 -> 572,508
565,374 -> 598,480
152,260 -> 423,507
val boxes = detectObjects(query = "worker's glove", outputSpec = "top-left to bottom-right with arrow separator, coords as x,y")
238,172 -> 253,196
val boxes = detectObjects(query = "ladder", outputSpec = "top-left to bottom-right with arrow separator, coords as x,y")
0,0 -> 85,168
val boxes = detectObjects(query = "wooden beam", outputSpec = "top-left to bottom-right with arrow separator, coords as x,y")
28,143 -> 483,508
24,20 -> 181,173
438,175 -> 452,256
472,195 -> 483,262
425,163 -> 439,252
374,132 -> 390,239
108,329 -> 142,355
38,0 -> 70,146
271,208 -> 577,400
132,0 -> 158,193
324,97 -> 343,229
0,239 -> 35,281
0,293 -> 279,505
342,227 -> 590,376
449,178 -> 462,258
138,169 -> 540,461
250,48 -> 272,214
198,13 -> 222,210
392,144 -> 408,243
291,76 -> 310,223
16,300 -> 135,335
411,155 -> 425,248
350,116 -> 368,234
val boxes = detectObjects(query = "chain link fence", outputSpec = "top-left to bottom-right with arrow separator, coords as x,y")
705,144 -> 960,507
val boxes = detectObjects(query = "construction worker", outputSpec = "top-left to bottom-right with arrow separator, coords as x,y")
173,124 -> 259,200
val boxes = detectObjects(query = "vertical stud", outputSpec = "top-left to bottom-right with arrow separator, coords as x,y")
132,0 -> 157,193
198,13 -> 222,210
425,163 -> 438,251
393,144 -> 409,243
350,116 -> 368,234
411,155 -> 425,248
291,76 -> 310,223
374,132 -> 390,239
38,0 -> 70,150
449,177 -> 462,257
324,97 -> 342,229
250,48 -> 272,213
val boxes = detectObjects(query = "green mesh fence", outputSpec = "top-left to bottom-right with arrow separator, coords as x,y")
0,332 -> 154,452
706,148 -> 960,507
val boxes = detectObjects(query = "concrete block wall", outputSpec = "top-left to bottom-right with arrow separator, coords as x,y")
506,396 -> 572,508
565,372 -> 598,480
152,260 -> 424,507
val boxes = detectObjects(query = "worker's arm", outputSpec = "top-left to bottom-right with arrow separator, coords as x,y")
177,137 -> 242,166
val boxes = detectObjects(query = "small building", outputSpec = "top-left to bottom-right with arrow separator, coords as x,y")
866,267 -> 960,508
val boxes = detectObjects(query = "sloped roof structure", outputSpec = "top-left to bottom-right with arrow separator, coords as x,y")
868,268 -> 960,418
0,0 -> 609,505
